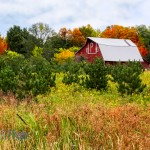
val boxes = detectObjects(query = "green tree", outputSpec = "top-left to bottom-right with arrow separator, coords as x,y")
7,25 -> 28,55
111,61 -> 146,95
79,24 -> 101,38
42,35 -> 66,61
7,25 -> 42,57
84,58 -> 108,91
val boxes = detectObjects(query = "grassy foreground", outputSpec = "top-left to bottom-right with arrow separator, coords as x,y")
0,72 -> 150,150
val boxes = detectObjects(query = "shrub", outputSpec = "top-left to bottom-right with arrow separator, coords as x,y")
18,56 -> 56,98
0,66 -> 18,94
62,60 -> 84,85
84,58 -> 108,91
0,55 -> 56,99
111,61 -> 146,95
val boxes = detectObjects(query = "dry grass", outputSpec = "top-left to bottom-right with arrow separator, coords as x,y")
0,71 -> 150,149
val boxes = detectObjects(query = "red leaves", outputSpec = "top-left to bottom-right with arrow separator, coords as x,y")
0,37 -> 7,55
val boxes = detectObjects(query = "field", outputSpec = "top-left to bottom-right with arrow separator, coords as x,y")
0,71 -> 150,150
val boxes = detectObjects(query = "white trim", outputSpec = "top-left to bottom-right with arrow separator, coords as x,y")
88,42 -> 97,54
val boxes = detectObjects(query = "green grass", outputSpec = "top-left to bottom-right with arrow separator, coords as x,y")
0,71 -> 150,150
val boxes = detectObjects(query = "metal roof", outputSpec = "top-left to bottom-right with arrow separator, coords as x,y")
88,37 -> 144,62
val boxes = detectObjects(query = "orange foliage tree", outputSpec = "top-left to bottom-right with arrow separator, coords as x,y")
0,37 -> 7,55
101,25 -> 148,56
70,28 -> 86,47
58,27 -> 86,48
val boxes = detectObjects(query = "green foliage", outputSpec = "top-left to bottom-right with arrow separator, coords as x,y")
65,46 -> 79,53
42,35 -> 64,61
110,61 -> 146,95
32,46 -> 43,57
79,24 -> 101,38
0,55 -> 56,99
18,56 -> 56,98
62,60 -> 83,85
7,50 -> 22,57
0,66 -> 18,94
7,25 -> 29,55
7,25 -> 43,57
0,53 -> 26,75
84,58 -> 108,91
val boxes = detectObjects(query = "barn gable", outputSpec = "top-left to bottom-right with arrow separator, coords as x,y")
75,37 -> 144,63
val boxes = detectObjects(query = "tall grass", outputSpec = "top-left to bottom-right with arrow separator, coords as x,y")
0,71 -> 150,149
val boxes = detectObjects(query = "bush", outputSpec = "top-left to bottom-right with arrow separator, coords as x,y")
19,56 -> 56,97
0,66 -> 19,94
111,61 -> 146,95
0,55 -> 56,99
62,60 -> 84,85
84,58 -> 108,91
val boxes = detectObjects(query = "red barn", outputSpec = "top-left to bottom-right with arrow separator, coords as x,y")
75,37 -> 150,69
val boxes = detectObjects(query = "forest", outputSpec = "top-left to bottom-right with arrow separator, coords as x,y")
0,23 -> 150,149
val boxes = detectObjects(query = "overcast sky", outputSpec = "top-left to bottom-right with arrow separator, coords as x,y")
0,0 -> 149,36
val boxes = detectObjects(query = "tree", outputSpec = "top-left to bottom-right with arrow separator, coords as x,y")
29,22 -> 56,43
84,58 -> 108,91
136,25 -> 150,51
136,25 -> 150,62
58,27 -> 72,48
7,25 -> 28,55
7,25 -> 42,57
0,36 -> 7,55
54,48 -> 74,63
42,35 -> 64,61
111,61 -> 146,95
32,46 -> 43,57
70,28 -> 86,47
79,24 -> 101,38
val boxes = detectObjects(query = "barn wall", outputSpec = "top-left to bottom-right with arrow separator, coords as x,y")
75,39 -> 103,62
142,61 -> 150,69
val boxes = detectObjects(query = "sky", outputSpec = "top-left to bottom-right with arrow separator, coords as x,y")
0,0 -> 150,37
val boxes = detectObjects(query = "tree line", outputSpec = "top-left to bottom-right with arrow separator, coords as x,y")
0,23 -> 150,63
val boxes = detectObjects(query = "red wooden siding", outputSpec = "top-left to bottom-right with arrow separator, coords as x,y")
75,39 -> 103,62
142,61 -> 150,69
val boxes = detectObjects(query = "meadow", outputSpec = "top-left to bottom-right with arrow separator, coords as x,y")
0,71 -> 150,150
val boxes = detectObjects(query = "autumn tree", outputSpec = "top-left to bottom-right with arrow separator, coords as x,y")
0,36 -> 7,55
136,25 -> 150,62
101,25 -> 148,56
54,48 -> 74,62
70,28 -> 86,47
136,25 -> 150,51
58,27 -> 72,48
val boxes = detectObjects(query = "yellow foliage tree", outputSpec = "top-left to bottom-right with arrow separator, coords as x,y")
55,49 -> 74,62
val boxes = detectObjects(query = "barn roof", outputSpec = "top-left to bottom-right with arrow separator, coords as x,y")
88,37 -> 144,62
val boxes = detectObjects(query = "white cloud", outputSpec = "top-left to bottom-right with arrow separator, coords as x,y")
0,0 -> 149,36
